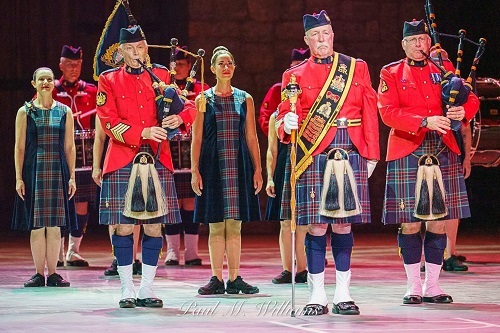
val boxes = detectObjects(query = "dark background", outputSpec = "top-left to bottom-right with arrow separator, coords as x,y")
1,1 -> 499,237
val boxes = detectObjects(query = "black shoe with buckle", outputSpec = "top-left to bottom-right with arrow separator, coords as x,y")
119,298 -> 136,308
136,297 -> 163,308
332,301 -> 360,315
272,270 -> 292,284
295,270 -> 308,283
133,260 -> 142,275
104,259 -> 118,276
198,276 -> 225,295
423,294 -> 453,303
46,273 -> 70,287
185,258 -> 202,266
403,295 -> 423,304
226,276 -> 259,294
24,273 -> 45,287
443,255 -> 468,271
302,304 -> 329,316
165,259 -> 179,266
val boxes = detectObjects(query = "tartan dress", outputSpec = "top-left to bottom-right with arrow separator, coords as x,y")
194,88 -> 261,224
12,102 -> 77,231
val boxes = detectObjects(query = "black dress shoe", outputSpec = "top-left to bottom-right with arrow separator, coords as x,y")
165,259 -> 179,266
302,304 -> 329,316
136,298 -> 163,308
423,294 -> 453,303
198,276 -> 225,295
295,270 -> 308,283
272,270 -> 292,284
403,295 -> 423,304
332,301 -> 360,315
185,258 -> 202,266
46,273 -> 70,287
226,276 -> 259,294
443,255 -> 468,271
67,259 -> 89,267
24,273 -> 45,287
133,260 -> 142,275
104,259 -> 118,276
119,298 -> 137,308
455,254 -> 467,262
57,261 -> 65,267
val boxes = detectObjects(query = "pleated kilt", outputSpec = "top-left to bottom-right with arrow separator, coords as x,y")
99,146 -> 181,225
382,131 -> 470,224
281,128 -> 371,225
265,141 -> 287,221
174,173 -> 195,199
74,169 -> 97,203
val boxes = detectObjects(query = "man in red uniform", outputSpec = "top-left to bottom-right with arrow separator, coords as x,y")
258,48 -> 310,136
52,45 -> 97,267
96,26 -> 196,308
378,20 -> 479,305
164,46 -> 209,267
277,10 -> 380,315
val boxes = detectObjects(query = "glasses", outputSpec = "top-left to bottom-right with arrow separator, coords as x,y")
404,36 -> 427,45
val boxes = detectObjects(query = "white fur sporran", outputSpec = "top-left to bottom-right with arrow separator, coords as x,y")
319,148 -> 362,218
123,152 -> 168,219
413,154 -> 448,220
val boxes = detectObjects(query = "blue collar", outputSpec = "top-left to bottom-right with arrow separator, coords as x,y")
406,58 -> 427,67
125,66 -> 145,74
312,55 -> 334,64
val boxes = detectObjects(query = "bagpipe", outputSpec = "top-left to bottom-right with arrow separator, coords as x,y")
423,0 -> 487,131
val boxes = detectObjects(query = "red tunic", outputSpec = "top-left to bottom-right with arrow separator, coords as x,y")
258,82 -> 281,135
378,58 -> 479,161
277,55 -> 380,161
96,65 -> 197,174
52,77 -> 97,130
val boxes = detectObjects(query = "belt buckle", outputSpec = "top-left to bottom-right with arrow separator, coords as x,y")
337,117 -> 347,127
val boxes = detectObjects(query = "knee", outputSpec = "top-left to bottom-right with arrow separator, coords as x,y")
331,223 -> 351,235
209,221 -> 226,238
115,225 -> 134,236
308,224 -> 328,236
225,219 -> 242,238
280,220 -> 292,232
426,221 -> 446,234
143,224 -> 162,237
400,222 -> 421,234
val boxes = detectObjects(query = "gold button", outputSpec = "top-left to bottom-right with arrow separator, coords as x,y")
429,110 -> 432,113
122,96 -> 125,99
142,120 -> 145,124
140,105 -> 143,109
139,90 -> 142,94
423,81 -> 427,84
426,96 -> 429,99
403,87 -> 406,90
137,77 -> 140,80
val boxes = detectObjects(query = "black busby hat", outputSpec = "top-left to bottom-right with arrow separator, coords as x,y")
61,45 -> 82,60
303,10 -> 331,32
119,25 -> 146,45
403,19 -> 428,38
291,48 -> 310,62
175,46 -> 189,61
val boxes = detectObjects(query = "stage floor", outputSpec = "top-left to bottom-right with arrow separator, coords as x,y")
1,231 -> 500,332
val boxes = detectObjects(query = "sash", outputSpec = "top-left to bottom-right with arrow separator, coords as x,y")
295,53 -> 356,178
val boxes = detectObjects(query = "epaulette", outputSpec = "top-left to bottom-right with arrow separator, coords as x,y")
152,63 -> 168,70
382,59 -> 403,69
285,59 -> 307,72
101,67 -> 120,76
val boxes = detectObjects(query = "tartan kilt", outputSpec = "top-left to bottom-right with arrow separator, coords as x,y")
174,173 -> 195,199
281,128 -> 371,225
99,147 -> 181,225
382,131 -> 470,224
74,169 -> 97,203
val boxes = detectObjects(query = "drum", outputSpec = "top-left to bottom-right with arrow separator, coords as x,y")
470,78 -> 500,167
169,133 -> 191,174
75,129 -> 95,171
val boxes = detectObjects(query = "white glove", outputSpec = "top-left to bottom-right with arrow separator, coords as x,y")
283,112 -> 299,134
367,160 -> 378,178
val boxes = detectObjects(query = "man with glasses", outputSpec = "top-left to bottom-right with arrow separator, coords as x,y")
377,19 -> 479,305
